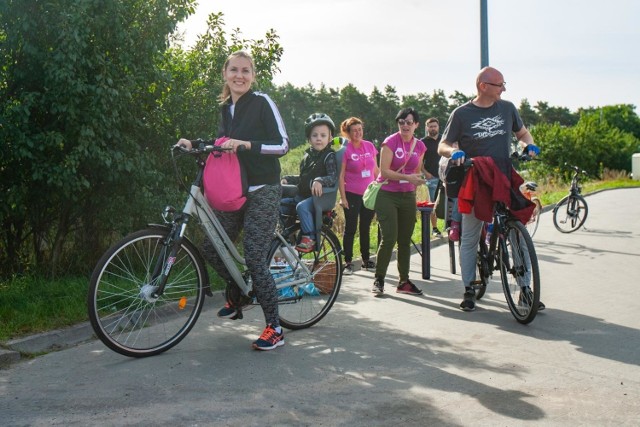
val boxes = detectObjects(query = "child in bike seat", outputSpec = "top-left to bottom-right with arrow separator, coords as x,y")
281,113 -> 338,253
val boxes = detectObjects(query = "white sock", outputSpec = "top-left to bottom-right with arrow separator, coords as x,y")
274,326 -> 282,334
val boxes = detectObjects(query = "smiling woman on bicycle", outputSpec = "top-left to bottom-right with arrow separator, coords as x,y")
438,66 -> 545,313
178,50 -> 289,351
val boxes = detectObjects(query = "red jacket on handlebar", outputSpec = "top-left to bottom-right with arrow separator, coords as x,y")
458,157 -> 535,224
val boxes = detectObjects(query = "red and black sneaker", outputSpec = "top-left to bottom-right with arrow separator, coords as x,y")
252,324 -> 285,351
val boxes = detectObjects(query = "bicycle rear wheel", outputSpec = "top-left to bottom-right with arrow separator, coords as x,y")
498,220 -> 540,324
88,227 -> 207,357
553,194 -> 588,233
525,198 -> 542,238
268,225 -> 342,330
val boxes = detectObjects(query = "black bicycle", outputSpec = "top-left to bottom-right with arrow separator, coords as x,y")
553,164 -> 589,233
466,159 -> 541,324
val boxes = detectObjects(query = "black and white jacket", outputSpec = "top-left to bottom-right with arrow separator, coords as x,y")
217,90 -> 289,186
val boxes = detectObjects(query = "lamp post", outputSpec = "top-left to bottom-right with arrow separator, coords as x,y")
480,0 -> 489,67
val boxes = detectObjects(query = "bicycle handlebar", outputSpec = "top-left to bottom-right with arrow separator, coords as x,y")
172,139 -> 247,155
563,163 -> 587,175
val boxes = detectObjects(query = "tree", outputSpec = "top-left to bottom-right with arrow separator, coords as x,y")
448,90 -> 474,109
366,86 -> 400,144
0,2 -> 284,278
578,104 -> 640,140
535,101 -> 579,126
400,90 -> 453,135
519,98 -> 539,128
338,84 -> 370,128
0,0 -> 198,276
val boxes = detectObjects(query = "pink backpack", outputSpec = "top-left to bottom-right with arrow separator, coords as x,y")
203,137 -> 248,211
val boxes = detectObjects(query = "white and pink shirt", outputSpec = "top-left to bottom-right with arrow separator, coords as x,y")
342,140 -> 379,195
378,133 -> 426,193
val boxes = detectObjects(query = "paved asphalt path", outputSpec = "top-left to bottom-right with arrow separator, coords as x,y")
1,188 -> 639,426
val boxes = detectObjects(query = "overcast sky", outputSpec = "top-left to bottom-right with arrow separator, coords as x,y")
178,0 -> 640,111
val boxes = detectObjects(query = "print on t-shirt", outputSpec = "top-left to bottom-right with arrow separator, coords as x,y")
471,115 -> 506,139
394,147 -> 407,159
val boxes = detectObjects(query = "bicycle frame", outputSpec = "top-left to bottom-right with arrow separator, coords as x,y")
484,203 -> 510,267
87,144 -> 343,357
154,147 -> 314,300
569,172 -> 582,196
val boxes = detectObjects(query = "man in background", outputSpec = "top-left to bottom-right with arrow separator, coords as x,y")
421,117 -> 442,236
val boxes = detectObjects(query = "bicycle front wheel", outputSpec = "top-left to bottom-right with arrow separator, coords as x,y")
474,240 -> 490,300
88,227 -> 207,357
498,220 -> 540,324
525,198 -> 542,238
553,194 -> 588,233
268,225 -> 342,330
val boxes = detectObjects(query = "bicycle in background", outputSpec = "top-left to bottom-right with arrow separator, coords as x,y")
553,164 -> 589,233
87,141 -> 342,357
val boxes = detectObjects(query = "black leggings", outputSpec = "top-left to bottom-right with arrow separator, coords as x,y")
202,184 -> 282,327
342,191 -> 376,263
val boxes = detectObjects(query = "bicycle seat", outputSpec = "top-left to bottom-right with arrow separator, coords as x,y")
312,147 -> 344,250
524,181 -> 538,191
281,184 -> 298,198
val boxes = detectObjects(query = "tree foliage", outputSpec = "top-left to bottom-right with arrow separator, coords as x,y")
530,108 -> 640,181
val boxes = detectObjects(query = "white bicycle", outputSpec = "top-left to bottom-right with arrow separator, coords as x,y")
88,142 -> 343,357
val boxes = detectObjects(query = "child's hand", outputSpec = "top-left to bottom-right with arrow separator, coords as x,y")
281,178 -> 288,185
311,181 -> 323,197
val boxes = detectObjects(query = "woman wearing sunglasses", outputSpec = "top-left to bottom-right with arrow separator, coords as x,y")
371,108 -> 427,296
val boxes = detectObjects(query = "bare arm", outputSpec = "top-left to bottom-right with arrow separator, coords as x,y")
515,125 -> 534,149
438,139 -> 464,165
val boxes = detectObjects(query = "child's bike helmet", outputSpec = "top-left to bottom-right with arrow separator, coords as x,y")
304,113 -> 335,138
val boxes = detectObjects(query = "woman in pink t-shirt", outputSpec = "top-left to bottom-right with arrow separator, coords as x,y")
371,108 -> 427,297
338,117 -> 379,275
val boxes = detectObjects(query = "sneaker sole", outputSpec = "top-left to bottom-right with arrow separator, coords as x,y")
252,339 -> 285,351
396,290 -> 423,295
459,305 -> 476,312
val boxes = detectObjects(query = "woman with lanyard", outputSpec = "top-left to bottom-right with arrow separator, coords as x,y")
338,117 -> 379,275
371,108 -> 427,296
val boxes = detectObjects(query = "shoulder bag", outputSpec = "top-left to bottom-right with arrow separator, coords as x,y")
362,137 -> 417,210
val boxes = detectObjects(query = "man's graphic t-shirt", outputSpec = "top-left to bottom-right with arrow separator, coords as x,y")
441,100 -> 524,160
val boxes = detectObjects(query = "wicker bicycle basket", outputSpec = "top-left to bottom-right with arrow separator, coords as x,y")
313,262 -> 337,294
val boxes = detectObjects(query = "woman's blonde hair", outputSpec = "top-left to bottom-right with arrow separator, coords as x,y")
340,117 -> 364,138
218,50 -> 256,104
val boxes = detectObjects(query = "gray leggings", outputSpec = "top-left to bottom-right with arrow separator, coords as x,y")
202,184 -> 282,327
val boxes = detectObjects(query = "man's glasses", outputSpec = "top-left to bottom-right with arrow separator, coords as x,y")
483,81 -> 506,88
397,119 -> 415,126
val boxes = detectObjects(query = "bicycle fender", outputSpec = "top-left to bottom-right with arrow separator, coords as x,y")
146,223 -> 214,297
